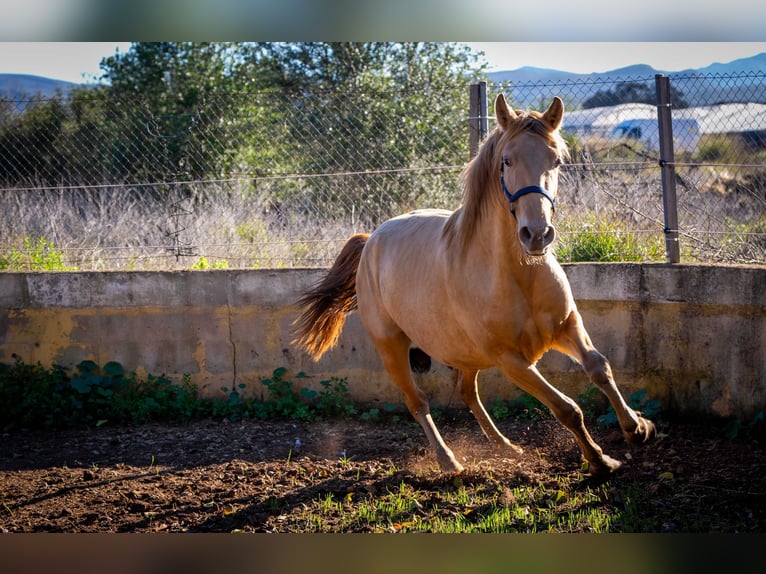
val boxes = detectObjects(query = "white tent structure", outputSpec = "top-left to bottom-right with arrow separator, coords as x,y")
562,103 -> 656,139
562,102 -> 766,151
674,103 -> 766,134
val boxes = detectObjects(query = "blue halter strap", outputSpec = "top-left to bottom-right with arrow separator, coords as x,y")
501,175 -> 556,213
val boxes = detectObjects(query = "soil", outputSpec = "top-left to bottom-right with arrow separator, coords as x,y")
2,413 -> 765,533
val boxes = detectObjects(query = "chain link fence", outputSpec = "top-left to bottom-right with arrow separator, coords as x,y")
503,73 -> 766,265
1,72 -> 764,270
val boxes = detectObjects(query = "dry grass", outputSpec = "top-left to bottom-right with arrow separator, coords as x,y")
1,166 -> 764,270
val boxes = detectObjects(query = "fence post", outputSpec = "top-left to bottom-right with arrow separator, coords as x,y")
469,82 -> 488,159
655,74 -> 681,264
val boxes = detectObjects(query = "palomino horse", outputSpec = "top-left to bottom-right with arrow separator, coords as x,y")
294,94 -> 655,476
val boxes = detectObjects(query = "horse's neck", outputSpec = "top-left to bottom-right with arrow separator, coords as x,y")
450,204 -> 534,285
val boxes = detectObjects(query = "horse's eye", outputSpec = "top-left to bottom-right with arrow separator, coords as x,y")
502,157 -> 511,167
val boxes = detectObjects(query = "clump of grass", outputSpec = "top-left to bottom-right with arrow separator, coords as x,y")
556,214 -> 665,262
697,133 -> 748,164
294,473 -> 625,533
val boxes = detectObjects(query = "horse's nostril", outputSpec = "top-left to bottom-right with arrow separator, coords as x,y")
543,225 -> 556,244
519,226 -> 533,243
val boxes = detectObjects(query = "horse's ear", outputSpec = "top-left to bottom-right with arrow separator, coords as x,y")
542,96 -> 564,130
494,93 -> 516,129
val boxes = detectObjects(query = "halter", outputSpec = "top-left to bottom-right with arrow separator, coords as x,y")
500,175 -> 556,213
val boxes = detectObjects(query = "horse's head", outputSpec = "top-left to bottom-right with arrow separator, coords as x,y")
495,94 -> 566,257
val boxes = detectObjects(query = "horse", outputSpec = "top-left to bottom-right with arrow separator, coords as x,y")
293,94 -> 656,476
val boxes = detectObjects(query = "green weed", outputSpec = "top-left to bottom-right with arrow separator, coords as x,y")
0,357 -> 202,429
488,396 -> 510,420
508,392 -> 549,421
0,359 -> 371,430
189,256 -> 229,269
0,237 -> 76,271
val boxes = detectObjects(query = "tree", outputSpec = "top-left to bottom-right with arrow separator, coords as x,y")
583,81 -> 688,109
98,42 -> 250,182
0,42 -> 494,208
232,42 -> 491,217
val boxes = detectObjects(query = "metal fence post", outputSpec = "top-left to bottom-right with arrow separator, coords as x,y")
469,82 -> 488,159
655,74 -> 681,264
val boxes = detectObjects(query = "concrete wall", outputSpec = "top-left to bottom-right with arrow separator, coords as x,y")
1,264 -> 764,418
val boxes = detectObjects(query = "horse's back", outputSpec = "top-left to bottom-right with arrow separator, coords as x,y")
361,208 -> 452,282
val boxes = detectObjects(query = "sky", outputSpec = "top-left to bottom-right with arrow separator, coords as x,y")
1,42 -> 766,84
466,42 -> 766,75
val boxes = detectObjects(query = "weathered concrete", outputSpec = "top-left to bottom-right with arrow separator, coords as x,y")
1,264 -> 764,418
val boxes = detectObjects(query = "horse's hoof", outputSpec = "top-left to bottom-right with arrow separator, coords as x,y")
442,461 -> 465,475
507,442 -> 524,457
588,454 -> 622,477
624,416 -> 656,445
437,455 -> 465,475
496,438 -> 524,457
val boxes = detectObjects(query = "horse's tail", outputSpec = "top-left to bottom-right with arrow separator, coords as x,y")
292,233 -> 369,361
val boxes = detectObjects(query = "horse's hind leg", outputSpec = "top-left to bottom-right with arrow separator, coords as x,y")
554,311 -> 656,445
374,333 -> 464,474
458,369 -> 523,456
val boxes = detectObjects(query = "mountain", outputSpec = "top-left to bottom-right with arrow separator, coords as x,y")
0,74 -> 77,100
488,53 -> 766,108
693,52 -> 766,75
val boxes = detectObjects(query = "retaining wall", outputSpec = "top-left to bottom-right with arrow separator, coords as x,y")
1,264 -> 764,418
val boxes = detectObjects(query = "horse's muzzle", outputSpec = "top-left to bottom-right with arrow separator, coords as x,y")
519,223 -> 556,255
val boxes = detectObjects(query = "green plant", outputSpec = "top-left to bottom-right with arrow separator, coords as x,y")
597,389 -> 662,429
359,408 -> 380,422
313,377 -> 357,419
577,384 -> 609,419
189,256 -> 229,269
508,392 -> 548,421
360,402 -> 399,422
0,359 -> 362,429
259,367 -> 314,421
0,358 -> 72,429
0,358 -> 205,429
0,237 -> 75,271
697,133 -> 747,164
488,396 -> 510,420
723,410 -> 765,440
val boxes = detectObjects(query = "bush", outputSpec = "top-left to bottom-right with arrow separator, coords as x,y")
0,237 -> 75,271
557,215 -> 665,262
0,358 -> 204,429
0,359 -> 360,430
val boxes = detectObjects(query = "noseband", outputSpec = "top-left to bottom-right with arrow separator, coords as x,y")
500,175 -> 556,214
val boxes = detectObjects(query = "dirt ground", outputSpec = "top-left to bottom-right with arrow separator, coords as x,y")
2,412 -> 765,533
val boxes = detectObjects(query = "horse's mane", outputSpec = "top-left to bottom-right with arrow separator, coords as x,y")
443,108 -> 568,252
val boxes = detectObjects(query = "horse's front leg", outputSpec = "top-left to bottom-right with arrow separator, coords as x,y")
553,310 -> 656,445
498,354 -> 621,477
458,369 -> 524,456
